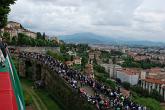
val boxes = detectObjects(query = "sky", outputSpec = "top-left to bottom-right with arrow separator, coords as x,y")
9,0 -> 165,42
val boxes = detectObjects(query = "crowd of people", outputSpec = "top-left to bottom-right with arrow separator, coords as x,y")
19,51 -> 148,110
0,38 -> 7,67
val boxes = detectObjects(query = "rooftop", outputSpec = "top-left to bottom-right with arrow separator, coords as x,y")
144,78 -> 165,84
118,68 -> 141,75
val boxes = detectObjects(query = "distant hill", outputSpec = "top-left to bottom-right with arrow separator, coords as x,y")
58,32 -> 165,47
59,32 -> 118,44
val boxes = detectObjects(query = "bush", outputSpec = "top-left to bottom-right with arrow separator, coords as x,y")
23,90 -> 32,106
134,97 -> 162,110
131,86 -> 163,102
95,75 -> 116,89
122,82 -> 131,90
105,79 -> 116,89
131,86 -> 149,97
47,50 -> 64,62
150,89 -> 164,102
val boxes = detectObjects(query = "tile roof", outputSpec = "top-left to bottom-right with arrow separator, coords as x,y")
118,68 -> 140,75
144,78 -> 165,84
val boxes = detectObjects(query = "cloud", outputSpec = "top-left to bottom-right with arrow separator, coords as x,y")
9,0 -> 165,42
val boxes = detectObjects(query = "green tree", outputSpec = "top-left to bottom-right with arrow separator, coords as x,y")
3,32 -> 10,42
122,82 -> 131,90
94,64 -> 106,73
81,56 -> 88,70
0,0 -> 16,29
11,36 -> 17,45
47,50 -> 64,62
112,57 -> 116,64
37,32 -> 42,39
93,54 -> 97,64
43,32 -> 46,40
150,89 -> 164,102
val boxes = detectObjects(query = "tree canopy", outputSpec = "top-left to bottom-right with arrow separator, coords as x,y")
17,33 -> 57,47
0,0 -> 16,29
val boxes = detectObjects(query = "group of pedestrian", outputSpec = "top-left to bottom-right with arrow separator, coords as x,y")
19,51 -> 148,110
0,37 -> 7,67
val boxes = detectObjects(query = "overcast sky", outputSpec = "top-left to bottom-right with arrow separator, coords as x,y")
9,0 -> 165,42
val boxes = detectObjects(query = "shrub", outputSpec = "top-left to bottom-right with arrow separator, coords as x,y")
23,90 -> 32,106
122,82 -> 131,90
134,98 -> 162,110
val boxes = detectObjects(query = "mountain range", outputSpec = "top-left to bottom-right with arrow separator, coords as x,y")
58,32 -> 165,47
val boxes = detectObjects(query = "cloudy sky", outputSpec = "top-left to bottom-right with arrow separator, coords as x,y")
9,0 -> 165,42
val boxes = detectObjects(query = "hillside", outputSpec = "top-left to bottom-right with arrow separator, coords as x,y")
58,32 -> 165,47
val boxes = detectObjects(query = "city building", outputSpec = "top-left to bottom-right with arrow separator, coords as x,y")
140,67 -> 165,101
100,64 -> 122,78
22,29 -> 37,39
2,21 -> 37,39
66,51 -> 77,56
116,68 -> 140,85
73,56 -> 82,65
89,52 -> 95,60
50,37 -> 60,44
64,61 -> 73,66
141,77 -> 165,101
85,64 -> 94,78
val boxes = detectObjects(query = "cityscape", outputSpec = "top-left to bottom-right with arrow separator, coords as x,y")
0,0 -> 165,110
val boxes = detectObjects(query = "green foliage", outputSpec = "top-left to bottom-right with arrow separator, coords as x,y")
37,32 -> 46,40
76,44 -> 89,52
35,89 -> 62,110
2,32 -> 57,46
11,36 -> 17,45
60,44 -> 67,53
112,57 -> 117,64
150,89 -> 164,102
42,32 -> 46,40
21,79 -> 62,110
100,51 -> 111,59
94,64 -> 106,73
0,0 -> 16,29
23,90 -> 33,106
17,33 -> 56,46
102,58 -> 109,63
122,56 -> 163,69
81,56 -> 88,69
129,87 -> 163,110
47,50 -> 64,62
3,32 -> 10,42
37,32 -> 42,39
72,64 -> 81,71
121,82 -> 131,90
95,74 -> 116,89
131,86 -> 163,102
105,79 -> 116,90
93,55 -> 97,64
131,86 -> 149,97
134,97 -> 162,110
62,54 -> 71,61
110,50 -> 123,56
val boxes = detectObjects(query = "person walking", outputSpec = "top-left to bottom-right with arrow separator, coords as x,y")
0,37 -> 6,67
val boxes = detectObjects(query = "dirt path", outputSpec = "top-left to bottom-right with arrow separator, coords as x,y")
160,103 -> 165,110
22,83 -> 48,110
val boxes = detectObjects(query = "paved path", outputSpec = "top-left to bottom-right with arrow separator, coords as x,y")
80,86 -> 95,96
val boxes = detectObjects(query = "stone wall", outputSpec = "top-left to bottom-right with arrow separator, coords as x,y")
18,57 -> 96,110
9,46 -> 60,54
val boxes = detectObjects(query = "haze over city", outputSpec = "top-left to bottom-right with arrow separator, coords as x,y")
9,0 -> 165,42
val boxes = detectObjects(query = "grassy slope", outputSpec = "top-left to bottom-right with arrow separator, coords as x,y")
21,79 -> 62,110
